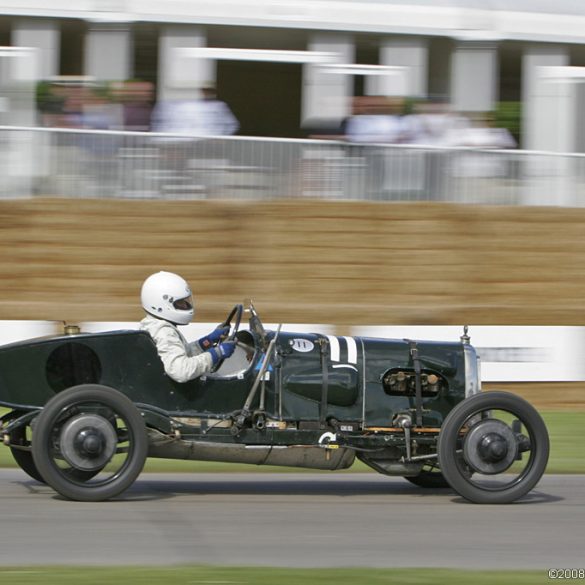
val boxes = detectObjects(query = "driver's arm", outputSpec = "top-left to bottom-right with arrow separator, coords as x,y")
142,318 -> 236,382
157,330 -> 236,383
156,330 -> 214,383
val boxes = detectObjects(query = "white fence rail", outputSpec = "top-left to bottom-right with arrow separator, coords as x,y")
2,125 -> 585,206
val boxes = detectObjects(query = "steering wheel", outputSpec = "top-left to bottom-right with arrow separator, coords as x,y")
210,304 -> 243,373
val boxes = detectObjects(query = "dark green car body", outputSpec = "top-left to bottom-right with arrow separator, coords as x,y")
0,327 -> 473,425
0,318 -> 475,468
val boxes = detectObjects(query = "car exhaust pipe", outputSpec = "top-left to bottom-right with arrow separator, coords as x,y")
146,428 -> 355,471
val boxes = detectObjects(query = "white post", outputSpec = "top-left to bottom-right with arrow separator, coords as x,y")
302,33 -> 354,128
450,40 -> 498,113
527,65 -> 585,207
84,22 -> 132,81
158,25 -> 213,102
522,46 -> 569,152
521,48 -> 570,206
12,18 -> 59,80
375,38 -> 428,98
0,47 -> 37,196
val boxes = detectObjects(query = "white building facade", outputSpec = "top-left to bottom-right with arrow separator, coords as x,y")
1,0 -> 585,149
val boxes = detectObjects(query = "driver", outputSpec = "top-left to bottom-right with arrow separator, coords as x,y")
139,271 -> 236,382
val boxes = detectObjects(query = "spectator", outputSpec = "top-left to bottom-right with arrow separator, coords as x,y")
151,84 -> 239,138
80,85 -> 120,131
344,96 -> 404,144
446,113 -> 517,179
444,113 -> 516,149
401,99 -> 469,146
110,81 -> 154,132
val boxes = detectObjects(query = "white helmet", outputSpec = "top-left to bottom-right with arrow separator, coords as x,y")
141,271 -> 194,325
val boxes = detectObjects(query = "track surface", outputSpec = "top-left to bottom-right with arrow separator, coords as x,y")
0,470 -> 582,569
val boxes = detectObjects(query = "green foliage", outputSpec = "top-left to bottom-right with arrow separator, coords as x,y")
495,101 -> 522,145
35,81 -> 64,114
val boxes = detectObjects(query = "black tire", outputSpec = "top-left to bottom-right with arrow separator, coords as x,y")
32,384 -> 147,502
438,391 -> 549,504
405,469 -> 450,489
10,426 -> 45,483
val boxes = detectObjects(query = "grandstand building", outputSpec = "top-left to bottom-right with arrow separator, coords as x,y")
1,0 -> 585,149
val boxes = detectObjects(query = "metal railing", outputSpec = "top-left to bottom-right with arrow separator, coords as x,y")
2,125 -> 585,206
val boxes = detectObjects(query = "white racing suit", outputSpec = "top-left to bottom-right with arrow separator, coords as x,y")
140,314 -> 213,383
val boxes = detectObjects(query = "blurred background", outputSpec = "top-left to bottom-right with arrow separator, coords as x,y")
0,0 -> 585,344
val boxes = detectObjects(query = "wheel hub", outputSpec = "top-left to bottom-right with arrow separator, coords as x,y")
464,419 -> 518,475
75,430 -> 104,457
478,432 -> 508,462
59,414 -> 118,471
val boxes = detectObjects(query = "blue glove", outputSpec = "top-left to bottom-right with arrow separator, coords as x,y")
209,341 -> 236,365
199,325 -> 230,349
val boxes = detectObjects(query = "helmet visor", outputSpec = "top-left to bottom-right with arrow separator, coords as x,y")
173,296 -> 193,311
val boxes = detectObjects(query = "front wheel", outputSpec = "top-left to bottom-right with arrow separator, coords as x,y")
438,391 -> 549,504
32,384 -> 147,501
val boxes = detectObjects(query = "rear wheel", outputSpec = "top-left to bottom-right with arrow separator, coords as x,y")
10,426 -> 45,483
438,391 -> 549,504
11,423 -> 103,484
32,384 -> 147,501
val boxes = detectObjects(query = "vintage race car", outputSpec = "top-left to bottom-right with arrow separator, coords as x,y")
0,303 -> 549,503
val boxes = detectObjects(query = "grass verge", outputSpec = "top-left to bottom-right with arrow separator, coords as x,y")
0,566 -> 555,585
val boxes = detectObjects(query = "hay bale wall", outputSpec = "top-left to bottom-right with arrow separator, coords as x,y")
0,198 -> 583,326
